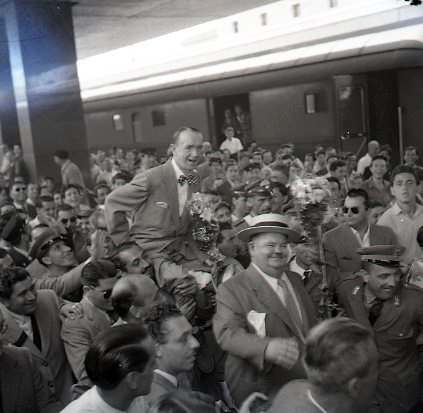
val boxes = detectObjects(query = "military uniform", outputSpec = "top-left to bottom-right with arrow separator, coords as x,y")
338,245 -> 423,413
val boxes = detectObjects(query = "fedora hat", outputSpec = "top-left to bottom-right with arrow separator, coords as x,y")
237,213 -> 302,243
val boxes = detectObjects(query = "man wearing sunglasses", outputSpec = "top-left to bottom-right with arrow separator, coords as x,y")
9,181 -> 37,219
61,260 -> 119,381
323,189 -> 397,284
56,204 -> 90,264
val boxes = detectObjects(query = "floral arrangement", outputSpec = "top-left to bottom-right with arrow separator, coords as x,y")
291,175 -> 334,237
291,175 -> 340,319
187,193 -> 224,263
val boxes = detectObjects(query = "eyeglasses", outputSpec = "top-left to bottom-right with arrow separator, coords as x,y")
60,217 -> 77,224
14,187 -> 26,192
342,206 -> 360,214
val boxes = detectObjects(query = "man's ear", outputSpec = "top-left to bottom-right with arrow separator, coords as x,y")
169,143 -> 175,155
356,269 -> 370,282
155,342 -> 162,358
346,377 -> 360,399
125,371 -> 140,390
41,256 -> 51,266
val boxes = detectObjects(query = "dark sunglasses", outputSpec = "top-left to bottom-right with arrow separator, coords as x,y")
60,217 -> 77,224
14,187 -> 26,192
342,206 -> 360,214
101,289 -> 112,299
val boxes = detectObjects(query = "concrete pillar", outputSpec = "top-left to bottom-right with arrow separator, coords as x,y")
0,0 -> 90,185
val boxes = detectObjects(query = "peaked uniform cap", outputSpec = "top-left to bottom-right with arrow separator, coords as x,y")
357,244 -> 406,267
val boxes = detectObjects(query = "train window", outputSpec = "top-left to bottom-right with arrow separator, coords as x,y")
233,21 -> 239,33
112,114 -> 123,131
329,0 -> 338,7
152,109 -> 166,127
305,92 -> 327,114
261,13 -> 267,26
292,4 -> 300,18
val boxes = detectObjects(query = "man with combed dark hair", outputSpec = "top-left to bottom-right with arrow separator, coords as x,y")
111,241 -> 151,276
61,324 -> 155,413
0,267 -> 73,405
142,303 -> 206,406
268,318 -> 378,413
323,188 -> 397,283
378,165 -> 423,263
61,260 -> 120,381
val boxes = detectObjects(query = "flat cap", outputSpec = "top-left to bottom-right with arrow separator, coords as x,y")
357,245 -> 406,267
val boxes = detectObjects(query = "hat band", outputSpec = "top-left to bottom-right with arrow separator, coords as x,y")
250,221 -> 289,229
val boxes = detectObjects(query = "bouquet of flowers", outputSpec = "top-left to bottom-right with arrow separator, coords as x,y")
187,192 -> 224,264
291,175 -> 339,318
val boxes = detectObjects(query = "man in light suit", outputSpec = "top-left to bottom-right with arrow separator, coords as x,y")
0,267 -> 73,406
105,127 -> 209,285
323,188 -> 397,284
214,214 -> 317,406
61,260 -> 118,381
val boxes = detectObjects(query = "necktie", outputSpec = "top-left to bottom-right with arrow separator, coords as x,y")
178,174 -> 197,186
303,269 -> 312,283
278,278 -> 304,336
368,298 -> 384,325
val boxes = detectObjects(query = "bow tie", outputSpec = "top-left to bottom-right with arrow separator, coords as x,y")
178,174 -> 197,186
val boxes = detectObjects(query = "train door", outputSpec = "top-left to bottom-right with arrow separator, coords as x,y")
212,93 -> 251,148
333,75 -> 368,157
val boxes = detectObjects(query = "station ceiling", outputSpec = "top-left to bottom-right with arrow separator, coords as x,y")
72,0 -> 279,59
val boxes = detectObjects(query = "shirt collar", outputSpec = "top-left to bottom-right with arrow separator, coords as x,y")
252,262 -> 280,286
289,258 -> 306,279
155,369 -> 178,387
171,158 -> 185,178
392,202 -> 423,217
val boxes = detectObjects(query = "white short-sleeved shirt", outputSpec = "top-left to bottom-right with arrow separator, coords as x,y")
378,203 -> 423,264
220,138 -> 244,155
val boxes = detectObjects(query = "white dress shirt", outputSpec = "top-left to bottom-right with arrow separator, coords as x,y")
172,159 -> 188,216
350,225 -> 371,247
252,263 -> 303,321
7,309 -> 33,340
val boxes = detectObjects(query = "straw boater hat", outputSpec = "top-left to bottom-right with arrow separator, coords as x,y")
237,213 -> 302,243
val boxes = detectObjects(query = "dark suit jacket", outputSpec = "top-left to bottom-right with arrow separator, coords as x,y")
105,160 -> 200,250
339,279 -> 423,413
322,223 -> 397,281
0,290 -> 73,405
213,265 -> 317,405
0,345 -> 61,413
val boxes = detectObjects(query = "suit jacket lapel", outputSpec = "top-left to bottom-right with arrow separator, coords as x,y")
246,267 -> 306,343
342,224 -> 361,251
163,161 -> 180,227
0,351 -> 20,413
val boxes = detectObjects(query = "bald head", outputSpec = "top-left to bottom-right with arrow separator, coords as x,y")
112,274 -> 162,321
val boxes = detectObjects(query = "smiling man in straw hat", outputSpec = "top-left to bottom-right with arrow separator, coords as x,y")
213,213 -> 317,407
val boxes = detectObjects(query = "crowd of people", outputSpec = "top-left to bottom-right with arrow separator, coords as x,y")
0,128 -> 422,413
